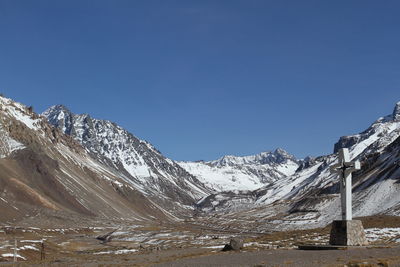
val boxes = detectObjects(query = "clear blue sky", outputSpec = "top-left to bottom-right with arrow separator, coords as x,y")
1,1 -> 399,161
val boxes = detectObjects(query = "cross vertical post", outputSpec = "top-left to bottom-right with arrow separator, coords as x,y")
327,148 -> 368,246
341,164 -> 353,220
330,148 -> 361,221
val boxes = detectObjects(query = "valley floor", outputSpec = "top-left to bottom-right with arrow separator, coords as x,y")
155,246 -> 400,267
0,216 -> 399,266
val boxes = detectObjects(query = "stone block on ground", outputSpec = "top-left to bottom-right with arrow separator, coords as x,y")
329,220 -> 369,246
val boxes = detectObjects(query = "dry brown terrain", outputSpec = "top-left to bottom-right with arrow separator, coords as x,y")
0,216 -> 399,266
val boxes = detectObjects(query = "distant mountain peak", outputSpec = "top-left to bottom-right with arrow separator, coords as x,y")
210,148 -> 297,168
274,148 -> 287,153
273,148 -> 293,158
42,104 -> 71,116
393,101 -> 400,121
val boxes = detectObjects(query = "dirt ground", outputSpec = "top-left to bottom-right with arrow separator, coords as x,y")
0,216 -> 399,267
4,245 -> 400,267
154,246 -> 400,267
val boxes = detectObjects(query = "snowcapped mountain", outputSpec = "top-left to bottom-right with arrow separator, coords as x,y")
196,102 -> 400,230
178,149 -> 300,191
42,105 -> 210,208
0,96 -> 181,226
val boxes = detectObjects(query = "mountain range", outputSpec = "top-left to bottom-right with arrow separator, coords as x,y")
0,95 -> 399,230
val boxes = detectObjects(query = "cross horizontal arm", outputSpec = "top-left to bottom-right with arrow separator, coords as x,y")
345,161 -> 361,173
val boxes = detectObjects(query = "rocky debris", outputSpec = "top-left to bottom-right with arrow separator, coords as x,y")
96,230 -> 116,243
222,237 -> 244,251
139,244 -> 164,252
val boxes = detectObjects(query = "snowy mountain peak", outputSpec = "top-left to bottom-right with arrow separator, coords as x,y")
393,101 -> 400,121
42,105 -> 76,135
43,104 -> 70,113
274,148 -> 288,154
42,104 -> 72,120
210,148 -> 297,167
272,148 -> 297,162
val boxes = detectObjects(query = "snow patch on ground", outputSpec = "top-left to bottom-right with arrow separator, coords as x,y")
0,126 -> 26,158
1,253 -> 26,260
19,245 -> 39,251
365,228 -> 400,242
94,249 -> 137,255
203,245 -> 225,249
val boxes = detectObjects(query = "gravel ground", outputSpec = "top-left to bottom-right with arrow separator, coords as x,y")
155,246 -> 400,267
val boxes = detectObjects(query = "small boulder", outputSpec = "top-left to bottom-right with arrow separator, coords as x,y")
222,238 -> 244,251
96,230 -> 116,243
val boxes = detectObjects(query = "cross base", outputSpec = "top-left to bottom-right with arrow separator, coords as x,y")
329,220 -> 369,246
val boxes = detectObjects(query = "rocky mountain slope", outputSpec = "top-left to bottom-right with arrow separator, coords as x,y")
0,96 -> 205,226
42,105 -> 210,210
178,149 -> 300,191
194,102 -> 400,231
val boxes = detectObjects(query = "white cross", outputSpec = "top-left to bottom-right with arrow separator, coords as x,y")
330,148 -> 361,221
